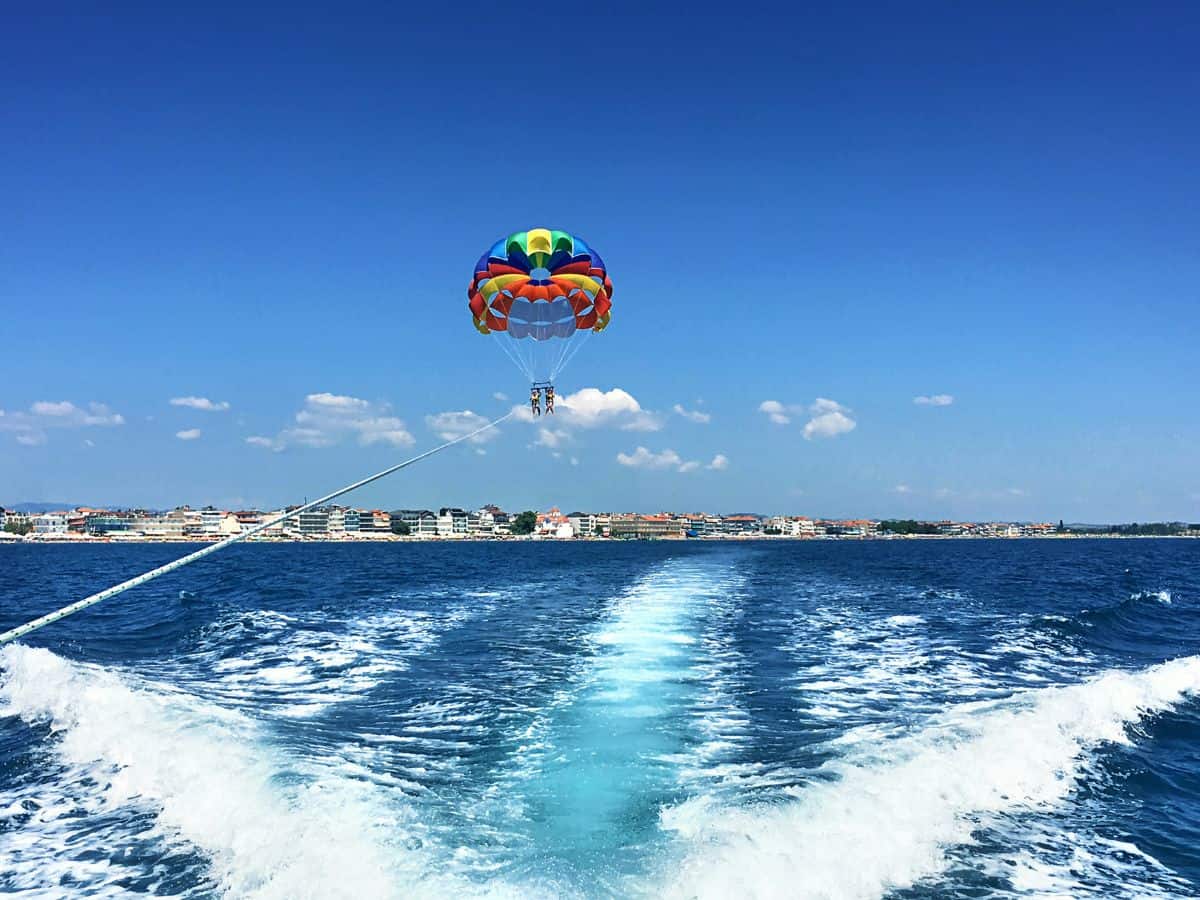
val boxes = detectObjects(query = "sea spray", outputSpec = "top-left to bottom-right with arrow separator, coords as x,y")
660,655 -> 1200,900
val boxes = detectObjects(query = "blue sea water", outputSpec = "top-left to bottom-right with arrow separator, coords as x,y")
1,539 -> 1199,898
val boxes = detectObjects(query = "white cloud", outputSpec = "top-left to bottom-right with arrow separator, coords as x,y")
617,446 -> 685,470
176,428 -> 202,441
170,396 -> 231,412
558,387 -> 661,431
247,393 -> 414,451
892,484 -> 913,494
758,400 -> 793,425
534,427 -> 570,449
803,398 -> 856,440
84,439 -> 95,448
759,398 -> 856,439
707,453 -> 729,471
914,394 -> 954,407
0,400 -> 124,444
305,392 -> 371,411
515,386 -> 662,457
425,410 -> 497,444
31,400 -> 77,417
673,403 -> 711,424
615,446 -> 713,474
493,391 -> 509,402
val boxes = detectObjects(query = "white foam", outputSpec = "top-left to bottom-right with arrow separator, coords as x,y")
661,656 -> 1200,900
0,644 -> 500,899
1132,590 -> 1173,605
161,598 -> 497,718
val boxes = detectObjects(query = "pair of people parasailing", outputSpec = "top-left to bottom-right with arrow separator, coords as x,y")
468,229 -> 613,413
530,385 -> 555,417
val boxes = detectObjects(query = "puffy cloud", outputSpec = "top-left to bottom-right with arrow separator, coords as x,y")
758,400 -> 793,425
425,410 -> 497,444
170,396 -> 231,412
247,393 -> 414,451
304,392 -> 370,412
892,484 -> 913,494
673,403 -> 711,424
914,394 -> 954,407
534,427 -> 570,449
558,387 -> 661,431
759,398 -> 856,439
0,400 -> 124,445
493,391 -> 509,402
617,446 -> 686,470
515,386 -> 662,456
176,428 -> 202,441
802,398 -> 857,440
616,446 -> 722,474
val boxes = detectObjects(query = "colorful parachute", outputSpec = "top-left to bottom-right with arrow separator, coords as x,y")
468,228 -> 612,385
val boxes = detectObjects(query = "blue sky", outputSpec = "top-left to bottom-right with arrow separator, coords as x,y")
3,3 -> 1198,521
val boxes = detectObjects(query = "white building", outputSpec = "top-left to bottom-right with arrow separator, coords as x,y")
33,513 -> 68,535
567,512 -> 597,536
3,510 -> 32,530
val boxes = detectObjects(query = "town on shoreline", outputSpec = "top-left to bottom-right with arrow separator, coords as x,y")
3,504 -> 1197,543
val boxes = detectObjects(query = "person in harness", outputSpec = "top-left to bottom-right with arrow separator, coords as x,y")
530,387 -> 541,418
545,386 -> 555,415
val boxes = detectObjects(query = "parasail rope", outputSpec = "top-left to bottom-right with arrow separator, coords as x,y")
0,409 -> 515,646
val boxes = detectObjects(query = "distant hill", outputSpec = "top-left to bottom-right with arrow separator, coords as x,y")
2,502 -> 84,513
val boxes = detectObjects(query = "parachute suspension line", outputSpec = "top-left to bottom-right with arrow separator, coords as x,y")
494,335 -> 531,381
0,409 -> 515,646
554,328 -> 594,381
549,331 -> 573,381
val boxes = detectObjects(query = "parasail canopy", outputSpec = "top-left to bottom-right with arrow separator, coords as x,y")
468,228 -> 612,384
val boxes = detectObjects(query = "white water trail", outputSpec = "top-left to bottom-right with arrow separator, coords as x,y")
470,558 -> 742,891
661,655 -> 1200,900
0,644 -> 497,900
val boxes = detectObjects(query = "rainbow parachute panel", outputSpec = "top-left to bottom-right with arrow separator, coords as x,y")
467,229 -> 612,384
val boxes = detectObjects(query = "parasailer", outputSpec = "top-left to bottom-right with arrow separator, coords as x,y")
468,228 -> 612,406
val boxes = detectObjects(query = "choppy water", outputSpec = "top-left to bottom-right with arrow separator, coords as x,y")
2,539 -> 1199,898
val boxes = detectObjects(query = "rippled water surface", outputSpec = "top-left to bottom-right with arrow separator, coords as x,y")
2,539 -> 1199,898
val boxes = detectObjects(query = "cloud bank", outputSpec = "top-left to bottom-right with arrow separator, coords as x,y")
246,392 -> 414,452
1,401 -> 125,445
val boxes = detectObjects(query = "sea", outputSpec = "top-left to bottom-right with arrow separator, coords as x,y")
1,539 -> 1199,899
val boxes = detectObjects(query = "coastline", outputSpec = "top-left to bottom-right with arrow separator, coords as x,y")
2,533 -> 1195,545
